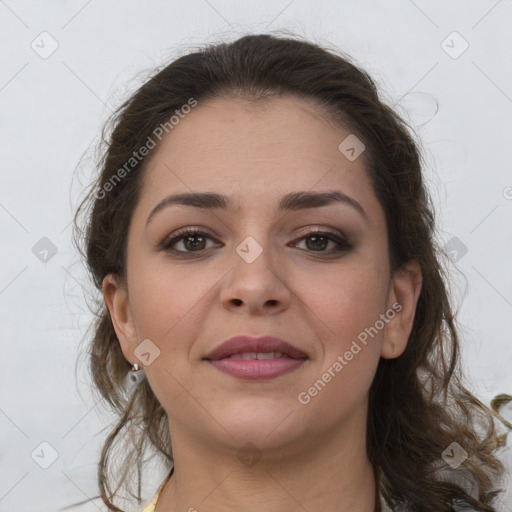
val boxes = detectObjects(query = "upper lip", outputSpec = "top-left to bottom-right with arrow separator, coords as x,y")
204,335 -> 309,360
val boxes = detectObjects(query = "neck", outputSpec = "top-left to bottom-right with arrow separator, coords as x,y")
155,411 -> 377,511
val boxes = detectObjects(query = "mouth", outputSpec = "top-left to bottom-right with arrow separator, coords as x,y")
224,351 -> 296,360
203,335 -> 308,380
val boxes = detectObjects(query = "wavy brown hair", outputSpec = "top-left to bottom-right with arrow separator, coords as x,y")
72,33 -> 510,511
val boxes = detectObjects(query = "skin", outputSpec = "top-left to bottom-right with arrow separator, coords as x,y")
103,95 -> 422,512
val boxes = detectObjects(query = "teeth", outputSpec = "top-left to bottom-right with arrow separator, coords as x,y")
228,351 -> 289,360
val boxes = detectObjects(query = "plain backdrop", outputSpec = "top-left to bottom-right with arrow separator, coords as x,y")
0,1 -> 511,511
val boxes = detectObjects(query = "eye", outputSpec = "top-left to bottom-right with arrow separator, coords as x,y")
159,227 -> 220,255
159,227 -> 352,256
290,228 -> 353,254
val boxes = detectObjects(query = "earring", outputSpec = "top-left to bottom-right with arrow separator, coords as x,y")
127,362 -> 146,386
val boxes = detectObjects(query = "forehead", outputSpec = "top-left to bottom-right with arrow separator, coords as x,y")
139,95 -> 374,204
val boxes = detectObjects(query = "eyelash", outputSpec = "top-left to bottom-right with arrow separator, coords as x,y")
159,227 -> 353,256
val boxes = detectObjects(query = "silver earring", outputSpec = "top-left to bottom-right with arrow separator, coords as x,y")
127,362 -> 146,385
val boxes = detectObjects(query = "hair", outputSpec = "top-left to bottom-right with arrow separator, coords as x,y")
73,33 -> 511,511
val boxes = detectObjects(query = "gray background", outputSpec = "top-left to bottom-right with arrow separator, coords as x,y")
0,1 -> 511,510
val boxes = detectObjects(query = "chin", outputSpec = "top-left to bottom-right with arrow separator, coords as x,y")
212,400 -> 304,447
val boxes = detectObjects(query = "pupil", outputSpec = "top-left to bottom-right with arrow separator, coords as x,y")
186,236 -> 205,250
307,235 -> 327,251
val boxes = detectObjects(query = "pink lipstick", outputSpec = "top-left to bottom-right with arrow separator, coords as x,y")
204,335 -> 308,380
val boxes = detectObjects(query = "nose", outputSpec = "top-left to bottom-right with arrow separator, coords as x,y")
220,237 -> 291,315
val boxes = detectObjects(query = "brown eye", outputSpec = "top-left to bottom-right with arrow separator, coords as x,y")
291,229 -> 353,253
160,228 -> 220,254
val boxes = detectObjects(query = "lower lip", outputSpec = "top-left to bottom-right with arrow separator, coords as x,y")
208,358 -> 307,379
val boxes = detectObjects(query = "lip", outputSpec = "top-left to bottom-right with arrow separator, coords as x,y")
204,335 -> 309,360
204,335 -> 308,380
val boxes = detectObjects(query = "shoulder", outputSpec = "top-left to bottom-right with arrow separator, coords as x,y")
140,496 -> 157,512
139,467 -> 173,512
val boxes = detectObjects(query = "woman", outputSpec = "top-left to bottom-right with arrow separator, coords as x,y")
73,33 -> 511,511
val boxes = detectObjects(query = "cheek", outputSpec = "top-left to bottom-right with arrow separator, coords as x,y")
126,263 -> 208,408
298,261 -> 389,389
296,267 -> 386,415
299,261 -> 389,328
127,260 -> 206,345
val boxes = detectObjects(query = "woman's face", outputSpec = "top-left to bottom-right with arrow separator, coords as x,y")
104,95 -> 420,455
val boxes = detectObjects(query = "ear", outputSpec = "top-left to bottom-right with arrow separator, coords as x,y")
381,260 -> 422,359
102,274 -> 138,364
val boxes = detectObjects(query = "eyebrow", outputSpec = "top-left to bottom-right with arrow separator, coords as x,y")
145,190 -> 368,227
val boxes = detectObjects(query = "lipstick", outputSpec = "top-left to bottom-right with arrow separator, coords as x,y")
204,335 -> 308,380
